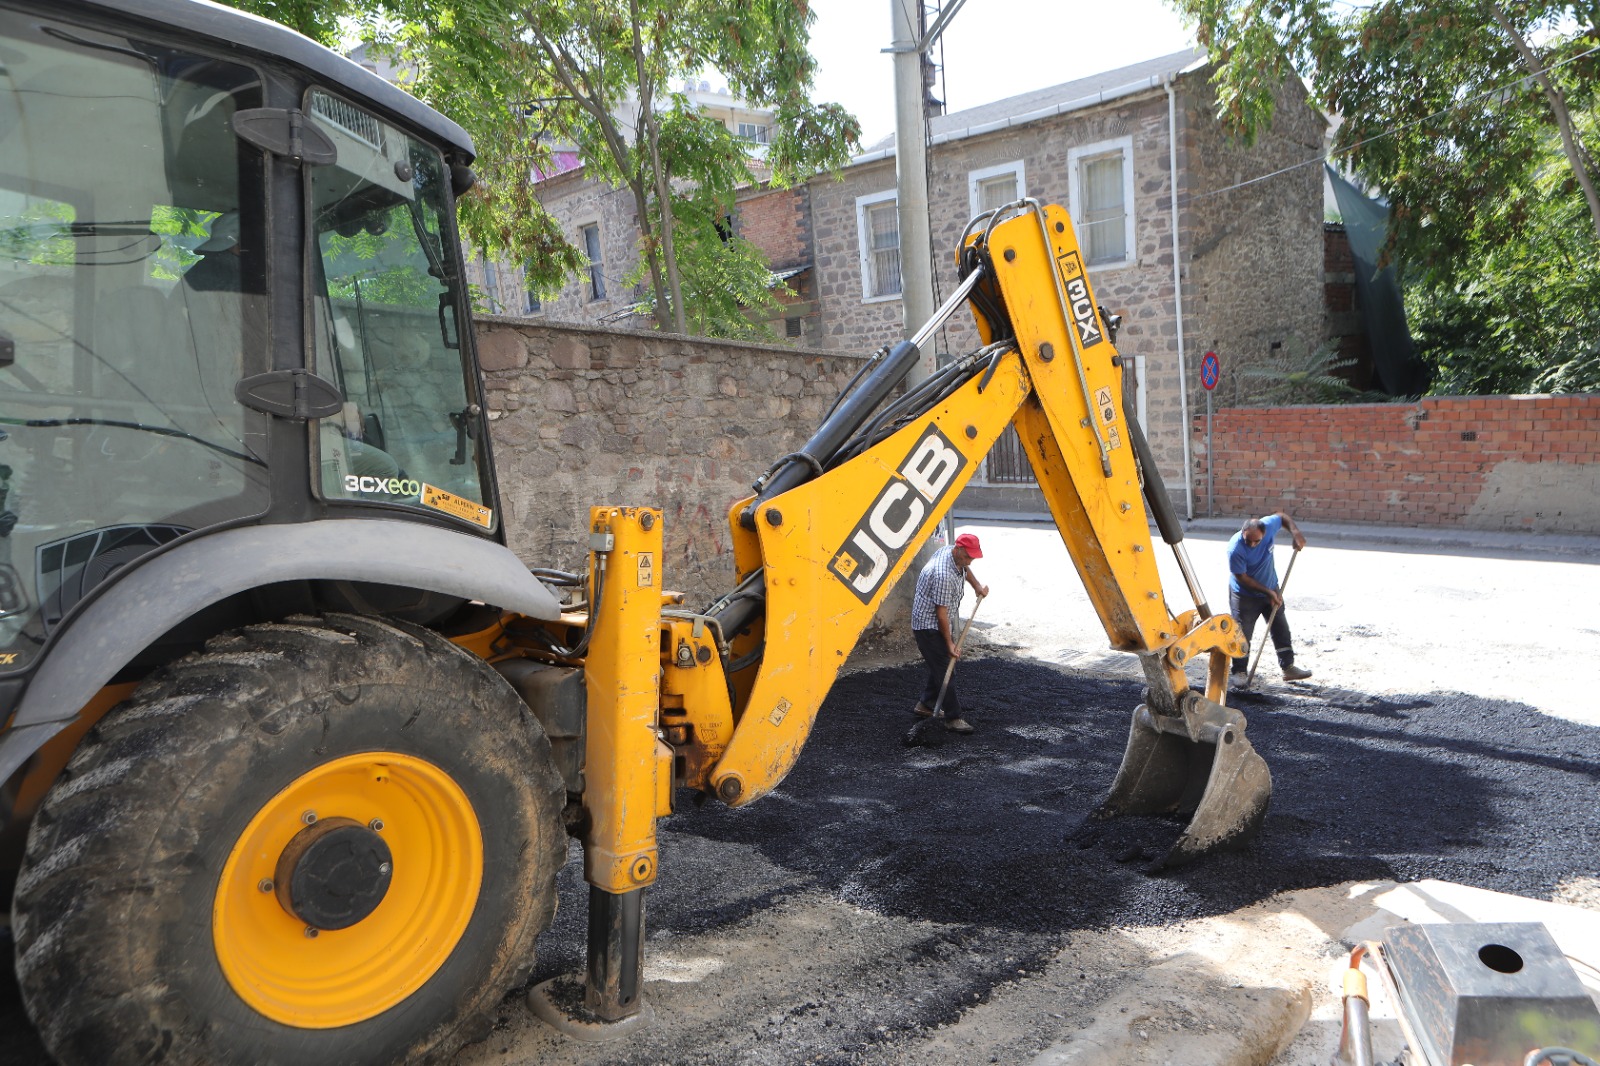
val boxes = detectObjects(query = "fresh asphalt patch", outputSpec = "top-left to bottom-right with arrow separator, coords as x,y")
6,657 -> 1600,1065
646,657 -> 1600,935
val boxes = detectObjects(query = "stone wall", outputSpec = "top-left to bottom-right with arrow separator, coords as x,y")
1193,396 -> 1600,532
473,316 -> 868,603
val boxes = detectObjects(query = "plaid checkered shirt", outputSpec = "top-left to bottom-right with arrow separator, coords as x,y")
912,545 -> 966,631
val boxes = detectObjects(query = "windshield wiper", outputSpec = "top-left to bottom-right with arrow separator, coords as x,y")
5,417 -> 264,466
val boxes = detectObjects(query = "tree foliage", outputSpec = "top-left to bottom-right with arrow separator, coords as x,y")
1168,0 -> 1600,393
226,0 -> 858,338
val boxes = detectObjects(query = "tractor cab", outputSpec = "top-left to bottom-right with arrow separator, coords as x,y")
0,0 -> 498,684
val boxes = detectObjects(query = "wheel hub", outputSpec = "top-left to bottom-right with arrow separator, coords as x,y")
274,816 -> 393,930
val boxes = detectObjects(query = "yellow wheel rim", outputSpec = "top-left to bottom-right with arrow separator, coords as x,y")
213,752 -> 483,1028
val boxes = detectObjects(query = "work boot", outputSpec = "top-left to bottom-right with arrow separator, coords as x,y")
1281,664 -> 1312,681
913,702 -> 934,718
944,717 -> 974,734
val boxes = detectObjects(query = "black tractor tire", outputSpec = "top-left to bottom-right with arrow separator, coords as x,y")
10,613 -> 567,1066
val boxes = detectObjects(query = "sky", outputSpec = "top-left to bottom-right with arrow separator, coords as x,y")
805,0 -> 1200,146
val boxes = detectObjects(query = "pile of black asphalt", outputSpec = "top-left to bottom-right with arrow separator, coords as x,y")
553,655 -> 1600,946
517,657 -> 1600,1062
5,657 -> 1599,1065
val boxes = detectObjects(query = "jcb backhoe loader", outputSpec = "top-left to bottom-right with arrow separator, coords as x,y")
0,2 -> 1267,1062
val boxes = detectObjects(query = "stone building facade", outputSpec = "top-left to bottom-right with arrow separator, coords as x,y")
473,165 -> 645,326
807,49 -> 1327,501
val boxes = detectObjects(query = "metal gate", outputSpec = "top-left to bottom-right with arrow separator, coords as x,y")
983,425 -> 1036,484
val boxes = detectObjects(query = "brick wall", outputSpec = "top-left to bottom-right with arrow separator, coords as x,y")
736,184 -> 810,270
735,184 -> 820,343
1321,223 -> 1374,389
473,316 -> 869,603
1193,396 -> 1600,532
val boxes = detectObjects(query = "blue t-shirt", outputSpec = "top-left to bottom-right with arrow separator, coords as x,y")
1227,514 -> 1283,595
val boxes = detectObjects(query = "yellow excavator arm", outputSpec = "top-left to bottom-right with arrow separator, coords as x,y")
694,201 -> 1264,870
505,200 -> 1269,1026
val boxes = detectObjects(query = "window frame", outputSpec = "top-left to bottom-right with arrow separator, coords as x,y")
1067,135 -> 1136,270
854,190 -> 902,303
481,254 -> 502,313
521,260 -> 542,315
579,221 -> 606,301
968,160 -> 1026,217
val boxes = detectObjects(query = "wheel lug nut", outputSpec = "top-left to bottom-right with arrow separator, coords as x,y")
378,863 -> 392,876
301,810 -> 317,825
304,927 -> 319,939
368,818 -> 384,832
258,878 -> 274,893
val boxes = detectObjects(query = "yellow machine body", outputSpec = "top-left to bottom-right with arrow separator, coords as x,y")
487,201 -> 1256,902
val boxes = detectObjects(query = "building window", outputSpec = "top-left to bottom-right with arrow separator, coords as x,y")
522,261 -> 541,315
580,223 -> 606,300
855,191 -> 901,301
737,122 -> 769,143
969,160 -> 1025,216
481,255 -> 503,313
785,316 -> 803,338
1068,136 -> 1135,267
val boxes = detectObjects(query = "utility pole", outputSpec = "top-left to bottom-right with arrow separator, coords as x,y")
890,0 -> 934,386
883,0 -> 968,622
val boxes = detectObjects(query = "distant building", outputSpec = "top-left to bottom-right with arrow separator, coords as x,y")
802,48 -> 1328,509
480,80 -> 780,327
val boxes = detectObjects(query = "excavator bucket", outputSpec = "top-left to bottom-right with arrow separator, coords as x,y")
1093,696 -> 1271,869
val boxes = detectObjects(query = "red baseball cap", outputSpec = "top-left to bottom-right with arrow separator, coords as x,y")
954,532 -> 983,559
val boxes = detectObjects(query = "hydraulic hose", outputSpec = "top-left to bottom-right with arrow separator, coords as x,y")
740,338 -> 922,529
1121,383 -> 1210,618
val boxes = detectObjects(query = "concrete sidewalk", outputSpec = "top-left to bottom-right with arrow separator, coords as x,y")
954,509 -> 1600,559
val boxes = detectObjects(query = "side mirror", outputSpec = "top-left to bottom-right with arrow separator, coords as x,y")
450,164 -> 477,198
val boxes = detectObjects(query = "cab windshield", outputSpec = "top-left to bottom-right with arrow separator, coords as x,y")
306,90 -> 493,531
0,10 -> 270,674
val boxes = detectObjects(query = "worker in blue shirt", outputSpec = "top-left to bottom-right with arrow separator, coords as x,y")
1227,510 -> 1312,682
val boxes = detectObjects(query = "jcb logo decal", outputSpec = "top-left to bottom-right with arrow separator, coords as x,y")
0,652 -> 16,665
828,425 -> 967,604
1055,250 -> 1104,349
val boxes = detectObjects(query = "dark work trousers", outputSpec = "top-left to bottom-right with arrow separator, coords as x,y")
913,627 -> 964,719
1230,589 -> 1295,673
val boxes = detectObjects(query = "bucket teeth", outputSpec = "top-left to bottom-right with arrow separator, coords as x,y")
1094,695 -> 1271,869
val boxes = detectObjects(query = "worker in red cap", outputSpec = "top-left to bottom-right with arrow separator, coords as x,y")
910,532 -> 989,733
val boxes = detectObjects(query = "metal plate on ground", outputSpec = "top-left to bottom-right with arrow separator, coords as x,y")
1384,921 -> 1600,1066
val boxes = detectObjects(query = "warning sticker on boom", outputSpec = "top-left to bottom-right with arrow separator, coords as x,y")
1094,386 -> 1116,425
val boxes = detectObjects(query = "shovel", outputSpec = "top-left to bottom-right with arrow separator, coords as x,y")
1242,546 -> 1301,691
903,593 -> 985,747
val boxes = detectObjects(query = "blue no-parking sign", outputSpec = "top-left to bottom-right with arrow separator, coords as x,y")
1201,350 -> 1220,391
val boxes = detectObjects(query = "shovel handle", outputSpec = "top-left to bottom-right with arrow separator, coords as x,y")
932,593 -> 985,717
1244,547 -> 1300,689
